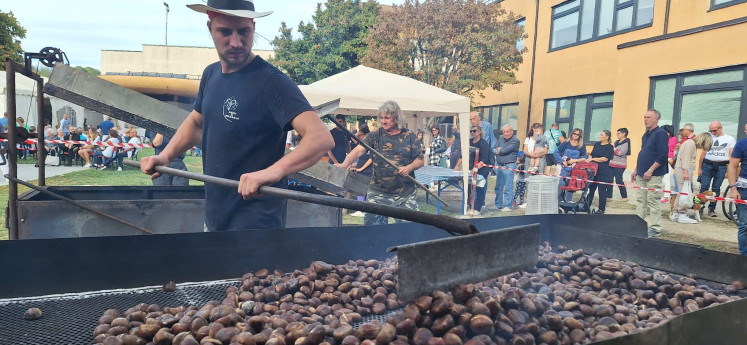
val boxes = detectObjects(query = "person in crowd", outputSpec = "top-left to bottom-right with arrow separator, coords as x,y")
350,124 -> 369,151
62,125 -> 82,166
416,130 -> 426,156
559,131 -> 567,144
610,128 -> 631,202
513,151 -> 527,209
544,123 -> 562,174
467,125 -> 493,216
78,127 -> 99,167
101,127 -> 141,171
99,116 -> 114,136
494,124 -> 520,211
327,114 -> 350,165
671,129 -> 711,224
94,129 -> 120,169
699,121 -> 735,217
16,117 -> 29,131
429,126 -> 446,166
660,124 -> 676,204
144,129 -> 190,185
449,122 -> 462,169
336,100 -> 424,225
586,130 -> 615,214
60,113 -> 71,136
726,123 -> 747,256
554,128 -> 588,202
349,130 -> 374,218
77,127 -> 87,141
632,109 -> 669,238
0,112 -> 8,128
525,123 -> 547,174
470,111 -> 497,152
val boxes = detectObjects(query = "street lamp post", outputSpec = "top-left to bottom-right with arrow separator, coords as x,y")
164,2 -> 170,46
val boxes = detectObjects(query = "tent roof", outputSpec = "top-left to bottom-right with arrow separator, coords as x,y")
299,65 -> 470,117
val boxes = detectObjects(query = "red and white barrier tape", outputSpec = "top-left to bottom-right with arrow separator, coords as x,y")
2,138 -> 152,148
482,163 -> 747,205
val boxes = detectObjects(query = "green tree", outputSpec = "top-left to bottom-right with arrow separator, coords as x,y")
0,10 -> 27,70
74,66 -> 101,76
270,0 -> 380,84
362,0 -> 524,99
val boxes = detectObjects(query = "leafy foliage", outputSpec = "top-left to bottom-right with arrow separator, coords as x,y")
74,66 -> 101,76
269,0 -> 380,84
362,0 -> 524,98
0,10 -> 27,70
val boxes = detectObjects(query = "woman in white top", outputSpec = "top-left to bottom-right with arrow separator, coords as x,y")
94,129 -> 120,169
100,128 -> 139,171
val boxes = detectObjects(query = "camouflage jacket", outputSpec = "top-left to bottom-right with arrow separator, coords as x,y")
365,127 -> 424,195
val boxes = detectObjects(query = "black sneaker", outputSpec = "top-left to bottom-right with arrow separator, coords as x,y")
593,209 -> 604,215
708,210 -> 717,217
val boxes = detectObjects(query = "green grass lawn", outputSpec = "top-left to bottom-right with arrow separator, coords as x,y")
0,149 -> 204,240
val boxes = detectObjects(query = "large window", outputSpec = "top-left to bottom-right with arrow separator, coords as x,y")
544,93 -> 614,143
711,0 -> 747,11
550,0 -> 654,50
649,66 -> 747,139
476,103 -> 519,139
516,18 -> 526,52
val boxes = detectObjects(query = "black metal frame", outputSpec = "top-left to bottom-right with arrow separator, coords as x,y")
549,0 -> 655,52
542,92 -> 614,143
710,0 -> 747,11
647,64 -> 747,139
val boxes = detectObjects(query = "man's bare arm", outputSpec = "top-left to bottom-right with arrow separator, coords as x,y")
237,111 -> 334,199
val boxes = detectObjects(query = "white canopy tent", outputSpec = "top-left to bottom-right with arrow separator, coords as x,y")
299,65 -> 473,214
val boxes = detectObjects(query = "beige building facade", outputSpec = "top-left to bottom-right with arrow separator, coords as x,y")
476,0 -> 747,164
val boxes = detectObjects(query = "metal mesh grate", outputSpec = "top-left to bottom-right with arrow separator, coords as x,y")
0,280 -> 239,345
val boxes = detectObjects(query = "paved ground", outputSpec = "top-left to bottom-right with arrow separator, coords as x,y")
0,164 -> 87,186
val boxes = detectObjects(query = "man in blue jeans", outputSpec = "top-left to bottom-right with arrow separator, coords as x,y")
494,124 -> 519,211
726,122 -> 747,256
698,121 -> 735,217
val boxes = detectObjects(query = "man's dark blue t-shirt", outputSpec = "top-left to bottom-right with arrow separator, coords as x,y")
329,129 -> 348,163
636,126 -> 668,177
100,120 -> 114,134
144,129 -> 185,159
731,138 -> 747,180
194,57 -> 313,231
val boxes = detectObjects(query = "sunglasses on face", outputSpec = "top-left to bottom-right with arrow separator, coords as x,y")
710,128 -> 720,133
572,132 -> 580,136
470,129 -> 478,133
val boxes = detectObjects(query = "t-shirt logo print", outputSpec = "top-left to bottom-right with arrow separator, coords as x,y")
223,97 -> 240,122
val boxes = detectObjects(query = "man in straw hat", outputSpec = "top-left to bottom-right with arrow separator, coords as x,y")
140,0 -> 334,231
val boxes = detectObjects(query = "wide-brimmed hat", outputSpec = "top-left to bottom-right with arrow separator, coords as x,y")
187,0 -> 272,19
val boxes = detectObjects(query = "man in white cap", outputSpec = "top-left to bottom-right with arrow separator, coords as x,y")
141,0 -> 334,231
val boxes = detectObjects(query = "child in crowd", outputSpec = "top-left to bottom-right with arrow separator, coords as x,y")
528,125 -> 548,173
514,151 -> 527,208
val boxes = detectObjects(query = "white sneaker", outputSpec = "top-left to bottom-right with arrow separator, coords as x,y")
468,210 -> 480,216
669,213 -> 678,221
501,207 -> 512,212
518,203 -> 527,209
677,214 -> 698,224
84,163 -> 92,168
117,167 -> 122,172
350,211 -> 365,217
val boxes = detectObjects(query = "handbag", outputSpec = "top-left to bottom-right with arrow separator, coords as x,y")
678,181 -> 694,208
45,154 -> 60,166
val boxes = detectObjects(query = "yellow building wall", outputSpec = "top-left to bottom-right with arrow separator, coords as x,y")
476,0 -> 747,164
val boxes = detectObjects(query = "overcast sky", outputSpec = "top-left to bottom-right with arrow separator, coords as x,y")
7,0 -> 405,70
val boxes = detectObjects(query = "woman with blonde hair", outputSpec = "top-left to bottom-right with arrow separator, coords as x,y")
78,127 -> 99,167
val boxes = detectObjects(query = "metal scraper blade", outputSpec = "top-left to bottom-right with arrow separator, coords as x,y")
389,224 -> 540,302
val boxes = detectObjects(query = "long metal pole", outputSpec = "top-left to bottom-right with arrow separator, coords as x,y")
123,160 -> 477,236
4,175 -> 156,235
6,59 -> 19,240
37,77 -> 45,185
323,114 -> 450,207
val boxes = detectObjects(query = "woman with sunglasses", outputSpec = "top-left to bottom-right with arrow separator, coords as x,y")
467,126 -> 493,216
553,128 -> 588,202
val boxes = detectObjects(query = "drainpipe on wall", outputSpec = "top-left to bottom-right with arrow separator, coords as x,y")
525,0 -> 541,136
664,0 -> 671,35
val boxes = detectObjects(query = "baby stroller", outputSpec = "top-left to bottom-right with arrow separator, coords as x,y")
558,162 -> 598,214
